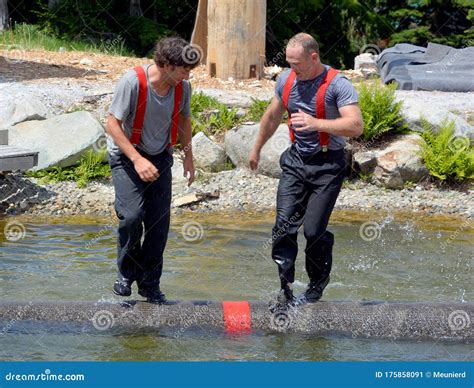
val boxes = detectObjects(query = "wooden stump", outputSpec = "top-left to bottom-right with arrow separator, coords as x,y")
205,0 -> 266,80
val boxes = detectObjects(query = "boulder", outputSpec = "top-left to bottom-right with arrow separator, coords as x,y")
8,111 -> 104,170
195,88 -> 273,108
354,53 -> 378,71
373,133 -> 428,189
192,132 -> 227,172
353,150 -> 377,175
225,123 -> 290,178
395,90 -> 474,139
0,97 -> 48,129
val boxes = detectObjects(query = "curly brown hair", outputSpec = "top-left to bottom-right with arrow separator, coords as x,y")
153,36 -> 201,69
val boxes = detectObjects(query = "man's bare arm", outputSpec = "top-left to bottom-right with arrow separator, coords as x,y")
249,96 -> 286,170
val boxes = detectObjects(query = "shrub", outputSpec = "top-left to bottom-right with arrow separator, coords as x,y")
357,82 -> 407,142
190,92 -> 239,136
244,98 -> 271,122
419,118 -> 474,182
26,150 -> 110,188
0,23 -> 132,56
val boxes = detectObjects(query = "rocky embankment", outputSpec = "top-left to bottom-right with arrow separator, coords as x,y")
0,51 -> 473,219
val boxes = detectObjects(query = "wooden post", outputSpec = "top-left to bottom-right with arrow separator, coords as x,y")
206,0 -> 266,80
190,0 -> 208,63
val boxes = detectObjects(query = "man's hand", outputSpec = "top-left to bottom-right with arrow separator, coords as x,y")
249,147 -> 260,170
291,109 -> 320,132
133,156 -> 160,182
183,155 -> 195,187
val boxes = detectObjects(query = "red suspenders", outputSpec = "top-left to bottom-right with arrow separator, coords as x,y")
281,67 -> 339,152
282,70 -> 297,143
130,65 -> 183,147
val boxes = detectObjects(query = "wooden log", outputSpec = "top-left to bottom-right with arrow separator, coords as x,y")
207,0 -> 266,80
190,0 -> 208,63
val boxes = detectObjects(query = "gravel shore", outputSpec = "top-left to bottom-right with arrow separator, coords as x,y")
2,163 -> 471,219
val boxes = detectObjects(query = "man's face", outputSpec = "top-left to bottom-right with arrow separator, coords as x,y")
165,65 -> 191,85
285,45 -> 318,80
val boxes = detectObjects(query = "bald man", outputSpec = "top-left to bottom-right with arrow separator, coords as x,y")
249,33 -> 363,307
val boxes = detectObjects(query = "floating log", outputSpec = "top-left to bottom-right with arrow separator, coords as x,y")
0,300 -> 472,341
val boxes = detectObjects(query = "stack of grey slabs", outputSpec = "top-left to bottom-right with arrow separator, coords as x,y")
377,42 -> 474,92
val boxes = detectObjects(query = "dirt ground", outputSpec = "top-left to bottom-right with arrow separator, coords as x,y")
1,48 -> 367,90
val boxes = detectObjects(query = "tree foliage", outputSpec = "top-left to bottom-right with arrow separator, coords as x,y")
4,0 -> 473,67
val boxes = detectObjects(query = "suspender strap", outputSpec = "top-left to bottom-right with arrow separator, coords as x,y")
170,81 -> 183,146
130,66 -> 148,146
316,67 -> 339,151
130,65 -> 183,147
281,67 -> 339,151
281,70 -> 297,142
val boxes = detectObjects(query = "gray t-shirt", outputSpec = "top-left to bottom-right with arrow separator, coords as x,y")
107,64 -> 192,155
275,65 -> 358,156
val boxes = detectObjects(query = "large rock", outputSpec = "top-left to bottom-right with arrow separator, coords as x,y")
171,159 -> 188,185
192,132 -> 227,172
373,133 -> 428,189
353,150 -> 377,175
225,123 -> 291,178
0,97 -> 48,129
354,53 -> 378,75
8,111 -> 104,170
395,90 -> 474,139
196,88 -> 273,108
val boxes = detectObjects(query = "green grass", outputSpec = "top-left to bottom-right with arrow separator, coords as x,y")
244,98 -> 271,122
357,81 -> 407,142
0,23 -> 133,56
190,94 -> 276,137
419,118 -> 474,182
26,149 -> 111,188
190,92 -> 239,136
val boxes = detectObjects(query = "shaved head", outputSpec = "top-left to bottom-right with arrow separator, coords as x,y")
287,33 -> 319,55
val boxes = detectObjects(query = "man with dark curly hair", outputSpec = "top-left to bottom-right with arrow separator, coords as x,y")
106,36 -> 200,303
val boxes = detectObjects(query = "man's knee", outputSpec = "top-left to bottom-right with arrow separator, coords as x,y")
117,206 -> 145,230
304,229 -> 334,248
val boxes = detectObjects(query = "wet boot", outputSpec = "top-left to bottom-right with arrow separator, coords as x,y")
138,287 -> 167,304
113,279 -> 132,297
271,284 -> 296,311
299,276 -> 330,303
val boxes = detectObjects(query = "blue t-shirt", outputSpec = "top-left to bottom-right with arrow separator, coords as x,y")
275,65 -> 358,156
